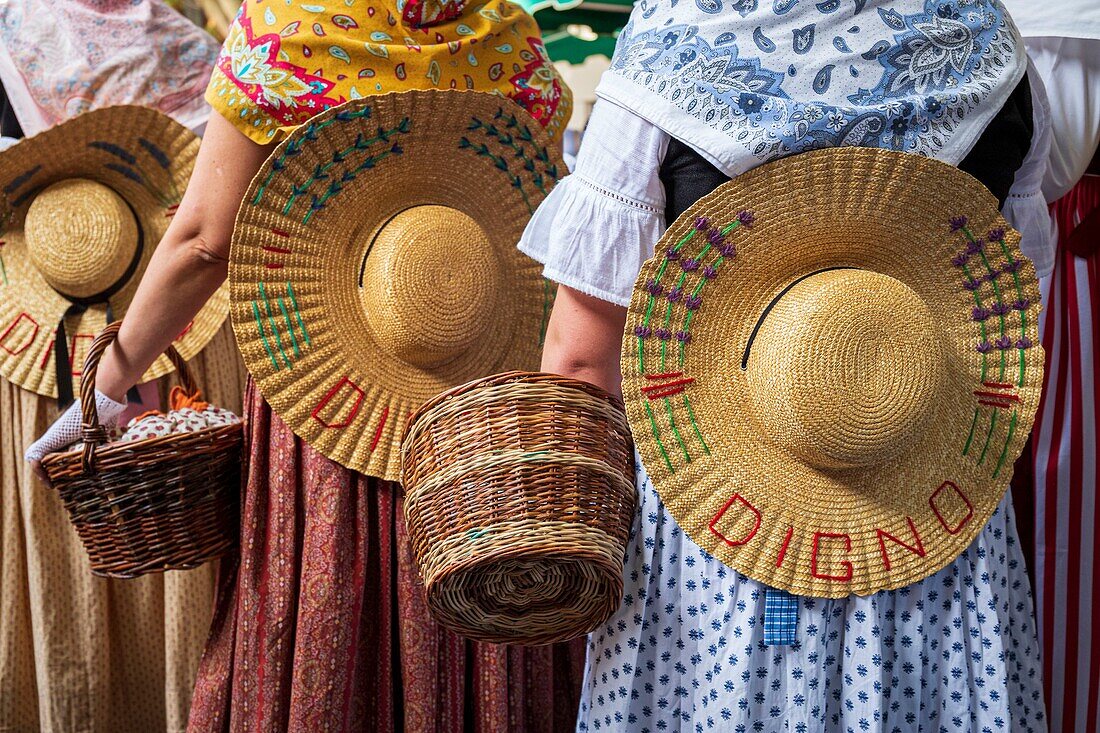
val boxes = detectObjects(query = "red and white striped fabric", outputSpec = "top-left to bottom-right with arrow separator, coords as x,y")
1026,175 -> 1100,733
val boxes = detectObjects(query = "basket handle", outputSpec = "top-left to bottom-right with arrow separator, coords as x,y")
78,322 -> 198,474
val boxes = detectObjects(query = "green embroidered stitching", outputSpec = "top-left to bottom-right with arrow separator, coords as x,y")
277,297 -> 301,356
252,106 -> 375,205
962,408 -> 979,456
965,227 -> 1008,382
302,144 -> 405,224
282,123 -> 409,215
682,394 -> 710,456
457,136 -> 532,213
259,282 -> 292,368
286,281 -> 312,346
992,409 -> 1018,479
252,300 -> 280,371
994,236 -> 1029,388
644,399 -> 674,472
961,262 -> 989,383
977,409 -> 998,466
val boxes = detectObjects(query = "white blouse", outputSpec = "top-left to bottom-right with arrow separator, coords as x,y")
523,94 -> 1055,305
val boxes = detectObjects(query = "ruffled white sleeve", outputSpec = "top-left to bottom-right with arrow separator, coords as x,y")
519,99 -> 670,307
1002,57 -> 1055,278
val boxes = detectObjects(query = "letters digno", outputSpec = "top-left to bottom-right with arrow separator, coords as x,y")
708,481 -> 975,582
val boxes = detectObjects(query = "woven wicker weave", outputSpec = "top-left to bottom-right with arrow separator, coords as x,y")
401,371 -> 637,645
40,323 -> 243,578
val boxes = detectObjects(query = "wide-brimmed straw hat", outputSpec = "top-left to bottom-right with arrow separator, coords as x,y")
231,89 -> 564,481
621,147 -> 1043,598
0,105 -> 229,402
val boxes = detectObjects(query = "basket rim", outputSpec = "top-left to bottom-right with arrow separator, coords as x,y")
40,420 -> 244,470
402,370 -> 626,442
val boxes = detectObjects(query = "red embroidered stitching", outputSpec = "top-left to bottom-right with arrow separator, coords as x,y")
876,517 -> 926,570
709,493 -> 762,547
369,406 -> 389,452
270,228 -> 291,238
776,525 -> 794,568
310,376 -> 365,429
262,245 -> 292,254
929,481 -> 974,535
810,532 -> 853,582
641,374 -> 695,400
39,339 -> 53,369
0,313 -> 39,356
68,334 -> 95,376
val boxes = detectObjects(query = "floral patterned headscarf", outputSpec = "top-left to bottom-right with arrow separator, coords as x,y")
206,0 -> 571,144
597,0 -> 1025,176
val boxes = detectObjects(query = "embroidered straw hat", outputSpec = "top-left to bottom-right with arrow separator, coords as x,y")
0,105 -> 229,402
231,89 -> 564,481
622,147 -> 1043,598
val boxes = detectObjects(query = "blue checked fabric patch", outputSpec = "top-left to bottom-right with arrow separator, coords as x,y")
763,589 -> 798,646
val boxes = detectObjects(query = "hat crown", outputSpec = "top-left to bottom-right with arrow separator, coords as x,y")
746,269 -> 944,470
24,179 -> 139,301
360,205 -> 501,368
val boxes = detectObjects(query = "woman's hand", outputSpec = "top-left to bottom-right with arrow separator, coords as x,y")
26,112 -> 274,474
25,390 -> 127,484
541,285 -> 628,398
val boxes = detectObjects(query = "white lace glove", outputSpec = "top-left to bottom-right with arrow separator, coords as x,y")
25,390 -> 127,467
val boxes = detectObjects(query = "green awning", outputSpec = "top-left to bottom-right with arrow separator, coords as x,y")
520,0 -> 632,63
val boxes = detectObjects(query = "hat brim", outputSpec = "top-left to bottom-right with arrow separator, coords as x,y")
621,148 -> 1043,598
230,90 -> 564,481
0,105 -> 230,398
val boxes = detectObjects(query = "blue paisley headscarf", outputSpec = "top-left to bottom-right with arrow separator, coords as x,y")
598,0 -> 1025,175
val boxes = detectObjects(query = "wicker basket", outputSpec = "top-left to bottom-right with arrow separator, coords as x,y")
401,371 -> 637,645
40,323 -> 243,578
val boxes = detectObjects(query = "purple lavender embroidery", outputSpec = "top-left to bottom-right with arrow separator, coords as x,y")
694,217 -> 710,231
738,210 -> 755,227
991,302 -> 1010,316
718,243 -> 737,258
701,265 -> 718,280
1012,298 -> 1030,311
1016,337 -> 1033,349
987,227 -> 1005,242
665,248 -> 681,261
655,328 -> 673,341
963,279 -> 981,292
971,306 -> 992,322
950,216 -> 968,232
965,239 -> 983,256
1002,259 -> 1024,274
645,279 -> 663,296
951,253 -> 970,268
976,341 -> 994,354
994,336 -> 1013,350
707,229 -> 725,246
685,295 -> 703,311
681,259 -> 701,272
634,325 -> 652,339
667,287 -> 683,303
675,330 -> 691,343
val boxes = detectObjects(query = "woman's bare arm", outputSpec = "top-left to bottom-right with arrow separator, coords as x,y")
28,113 -> 273,481
94,112 -> 274,401
540,285 -> 628,398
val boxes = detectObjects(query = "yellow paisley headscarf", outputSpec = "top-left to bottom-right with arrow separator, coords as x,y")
205,0 -> 572,144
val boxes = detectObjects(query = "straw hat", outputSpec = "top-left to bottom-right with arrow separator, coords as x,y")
0,105 -> 229,401
231,89 -> 564,481
621,147 -> 1043,598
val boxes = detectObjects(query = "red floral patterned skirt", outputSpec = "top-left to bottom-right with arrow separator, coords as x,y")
187,382 -> 585,732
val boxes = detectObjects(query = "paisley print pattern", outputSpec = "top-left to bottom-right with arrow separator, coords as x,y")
599,0 -> 1023,174
206,0 -> 571,143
